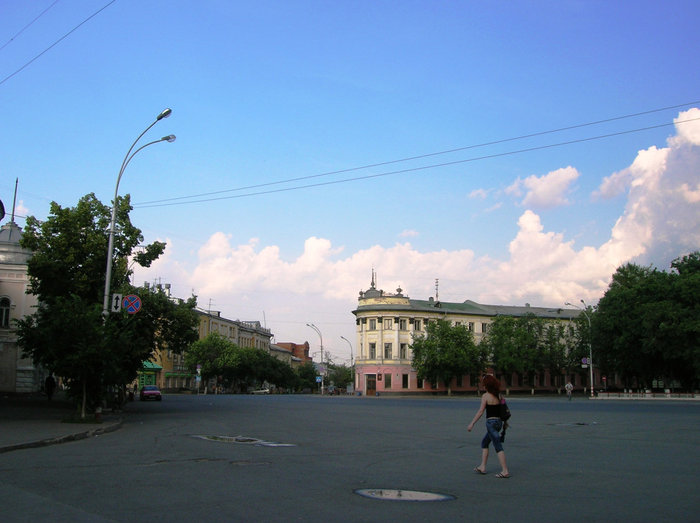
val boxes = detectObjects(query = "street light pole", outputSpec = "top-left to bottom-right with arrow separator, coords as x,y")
102,108 -> 175,318
307,323 -> 324,395
340,335 -> 354,388
566,300 -> 594,398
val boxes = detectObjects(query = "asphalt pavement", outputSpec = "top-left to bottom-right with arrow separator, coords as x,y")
0,391 -> 122,453
2,391 -> 700,522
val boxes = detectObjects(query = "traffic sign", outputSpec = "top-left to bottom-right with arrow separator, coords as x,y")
315,376 -> 322,383
111,293 -> 122,313
122,294 -> 142,314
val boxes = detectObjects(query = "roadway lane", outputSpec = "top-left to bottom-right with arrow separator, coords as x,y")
1,394 -> 698,522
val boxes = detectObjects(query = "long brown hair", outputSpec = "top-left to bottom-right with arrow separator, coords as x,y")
482,375 -> 501,397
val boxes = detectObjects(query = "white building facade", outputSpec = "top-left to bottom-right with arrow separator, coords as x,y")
352,275 -> 580,396
0,221 -> 42,392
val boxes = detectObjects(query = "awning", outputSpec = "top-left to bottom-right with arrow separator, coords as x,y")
141,361 -> 163,370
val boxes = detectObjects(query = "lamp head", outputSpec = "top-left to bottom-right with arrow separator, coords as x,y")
162,134 -> 176,143
157,108 -> 172,120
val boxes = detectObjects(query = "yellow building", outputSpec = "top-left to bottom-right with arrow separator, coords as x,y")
145,308 -> 274,391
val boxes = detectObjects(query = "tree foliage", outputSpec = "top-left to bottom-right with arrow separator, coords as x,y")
593,253 -> 700,390
481,313 -> 585,391
411,319 -> 484,395
16,193 -> 197,414
296,362 -> 318,391
185,333 -> 299,392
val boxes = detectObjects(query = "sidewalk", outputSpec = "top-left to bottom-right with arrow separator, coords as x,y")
0,391 -> 123,453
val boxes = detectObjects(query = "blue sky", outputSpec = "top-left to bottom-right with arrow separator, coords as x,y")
2,1 -> 699,364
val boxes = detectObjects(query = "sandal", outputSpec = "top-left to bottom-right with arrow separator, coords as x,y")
474,467 -> 486,475
495,472 -> 511,478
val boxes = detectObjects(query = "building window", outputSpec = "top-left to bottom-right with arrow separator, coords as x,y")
417,378 -> 423,389
482,322 -> 490,334
400,343 -> 407,359
383,318 -> 393,330
0,297 -> 10,328
414,319 -> 422,331
369,343 -> 376,359
399,319 -> 407,330
384,343 -> 392,359
468,322 -> 475,332
384,373 -> 392,388
402,374 -> 409,388
369,319 -> 377,330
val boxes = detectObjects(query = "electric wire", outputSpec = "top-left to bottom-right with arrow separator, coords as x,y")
0,0 -> 117,87
134,115 -> 700,209
0,0 -> 61,52
135,100 -> 699,207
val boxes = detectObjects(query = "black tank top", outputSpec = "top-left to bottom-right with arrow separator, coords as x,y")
486,402 -> 501,418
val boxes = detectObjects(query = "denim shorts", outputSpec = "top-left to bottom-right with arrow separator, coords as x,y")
481,418 -> 504,453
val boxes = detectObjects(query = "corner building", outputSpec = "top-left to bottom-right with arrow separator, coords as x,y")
352,276 -> 580,396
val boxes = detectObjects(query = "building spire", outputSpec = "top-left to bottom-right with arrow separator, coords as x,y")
370,267 -> 376,289
11,178 -> 18,224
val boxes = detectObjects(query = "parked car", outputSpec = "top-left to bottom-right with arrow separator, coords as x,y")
250,388 -> 270,395
140,385 -> 162,401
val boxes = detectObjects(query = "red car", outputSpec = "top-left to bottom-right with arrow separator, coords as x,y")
139,385 -> 162,401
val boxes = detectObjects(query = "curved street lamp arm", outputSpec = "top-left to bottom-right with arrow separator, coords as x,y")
102,110 -> 173,317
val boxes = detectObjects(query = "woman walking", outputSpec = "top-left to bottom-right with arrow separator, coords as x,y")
467,375 -> 511,478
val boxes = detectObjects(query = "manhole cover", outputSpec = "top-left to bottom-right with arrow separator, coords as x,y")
355,489 -> 454,502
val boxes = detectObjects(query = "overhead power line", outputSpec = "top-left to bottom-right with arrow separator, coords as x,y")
0,0 -> 116,87
136,100 -> 699,207
0,0 -> 61,52
134,111 -> 700,209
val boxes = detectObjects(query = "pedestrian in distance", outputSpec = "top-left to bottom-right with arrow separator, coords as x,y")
44,374 -> 56,401
467,374 -> 511,478
565,381 -> 573,401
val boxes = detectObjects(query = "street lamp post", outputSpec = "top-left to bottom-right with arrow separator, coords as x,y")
307,323 -> 324,395
102,108 -> 175,318
340,335 -> 354,387
566,299 -> 594,398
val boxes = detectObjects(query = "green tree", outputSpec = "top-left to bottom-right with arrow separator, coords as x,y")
593,254 -> 700,390
593,263 -> 660,389
483,314 -> 544,391
184,332 -> 231,384
16,193 -> 195,416
186,334 -> 299,393
667,253 -> 700,389
296,362 -> 318,392
540,322 -> 570,390
411,319 -> 483,395
327,363 -> 352,390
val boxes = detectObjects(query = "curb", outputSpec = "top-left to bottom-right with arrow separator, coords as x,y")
0,418 -> 123,454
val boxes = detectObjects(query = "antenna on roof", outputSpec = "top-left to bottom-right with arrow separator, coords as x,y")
435,278 -> 439,301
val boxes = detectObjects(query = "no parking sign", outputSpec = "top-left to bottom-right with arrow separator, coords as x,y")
122,294 -> 142,314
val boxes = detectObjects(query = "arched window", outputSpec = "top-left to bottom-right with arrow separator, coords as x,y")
0,297 -> 10,328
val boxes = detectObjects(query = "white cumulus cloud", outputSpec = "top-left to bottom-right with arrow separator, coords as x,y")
505,166 -> 580,208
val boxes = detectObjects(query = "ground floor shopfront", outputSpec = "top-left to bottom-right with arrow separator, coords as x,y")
354,362 -> 605,396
